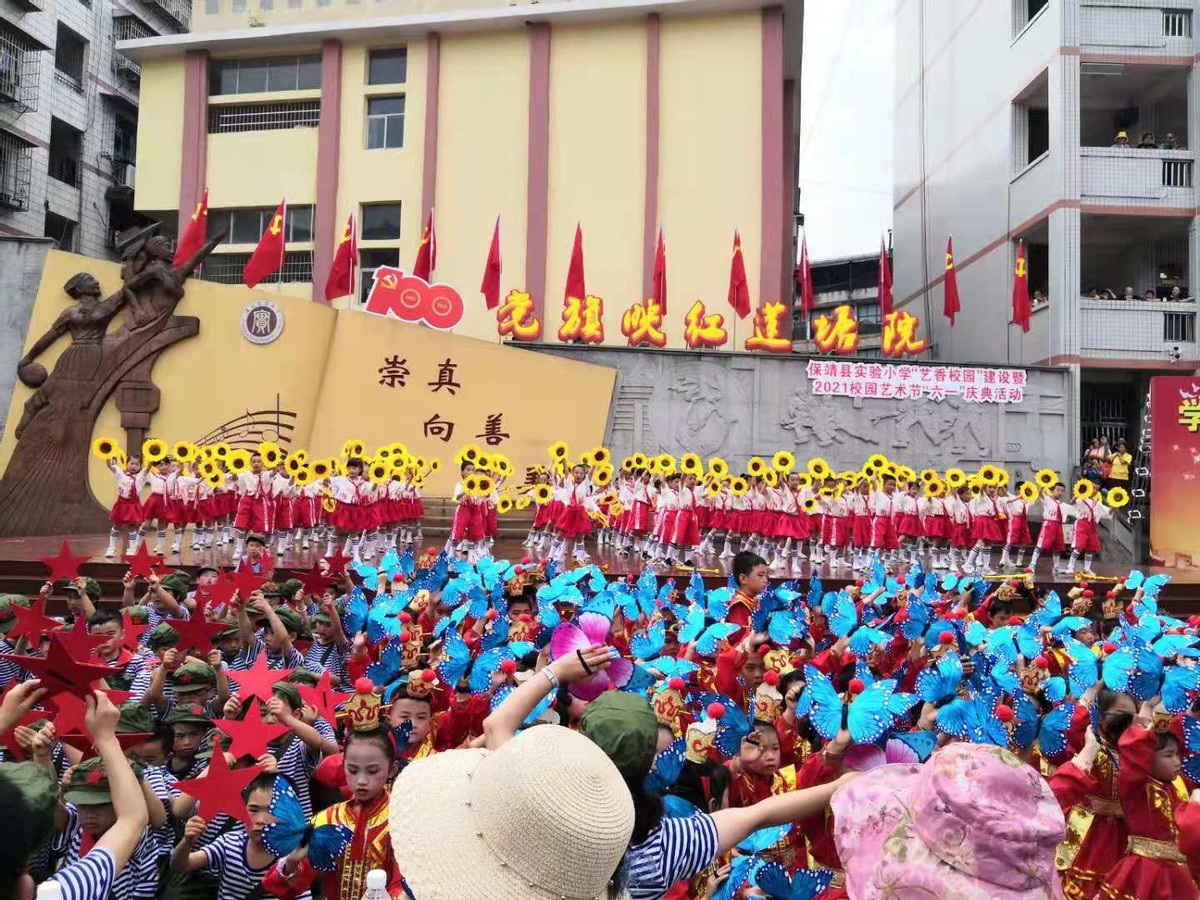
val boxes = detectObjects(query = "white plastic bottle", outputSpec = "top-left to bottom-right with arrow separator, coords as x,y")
36,882 -> 64,900
361,869 -> 389,900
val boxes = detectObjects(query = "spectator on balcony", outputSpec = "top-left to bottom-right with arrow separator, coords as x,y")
1137,132 -> 1158,149
1106,439 -> 1133,492
1112,131 -> 1129,147
1145,288 -> 1159,302
1086,288 -> 1100,300
1101,289 -> 1117,300
1169,285 -> 1192,302
1032,289 -> 1047,308
1081,437 -> 1109,488
1122,286 -> 1136,301
1163,133 -> 1183,150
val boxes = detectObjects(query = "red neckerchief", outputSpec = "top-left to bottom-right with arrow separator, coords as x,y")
95,646 -> 134,668
79,828 -> 97,856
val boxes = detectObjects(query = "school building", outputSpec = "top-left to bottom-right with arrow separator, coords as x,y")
119,0 -> 804,346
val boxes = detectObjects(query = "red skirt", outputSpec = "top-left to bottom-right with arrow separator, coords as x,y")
410,497 -> 425,520
672,509 -> 701,547
950,521 -> 973,549
450,502 -> 484,541
696,505 -> 711,531
775,512 -> 809,540
556,504 -> 592,540
656,510 -> 679,543
235,496 -> 274,534
1099,854 -> 1197,900
923,513 -> 948,539
485,506 -> 498,538
142,493 -> 168,522
109,497 -> 143,527
532,502 -> 554,529
1006,514 -> 1032,545
852,514 -> 872,548
215,490 -> 236,517
870,516 -> 899,550
1036,520 -> 1066,552
546,499 -> 565,526
895,512 -> 922,538
708,508 -> 727,532
295,497 -> 319,528
627,501 -> 651,533
1073,518 -> 1101,553
970,515 -> 1004,543
196,497 -> 220,522
331,500 -> 371,533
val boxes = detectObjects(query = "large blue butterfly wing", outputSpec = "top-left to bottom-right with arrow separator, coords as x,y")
846,681 -> 893,745
1162,664 -> 1200,714
630,621 -> 666,661
1037,702 -> 1076,760
261,779 -> 309,858
644,738 -> 686,794
893,729 -> 937,762
1184,715 -> 1200,753
1064,638 -> 1100,699
803,665 -> 844,740
308,823 -> 355,872
737,823 -> 793,853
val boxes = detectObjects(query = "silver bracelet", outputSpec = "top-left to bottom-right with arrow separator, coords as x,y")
541,666 -> 560,692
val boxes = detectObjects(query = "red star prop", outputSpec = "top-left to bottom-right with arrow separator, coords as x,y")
0,709 -> 44,760
197,570 -> 239,610
54,626 -> 105,659
323,548 -> 353,578
7,596 -> 61,645
45,689 -> 89,736
59,730 -> 154,761
175,747 -> 263,826
230,651 -> 295,705
41,541 -> 89,584
123,542 -> 159,580
120,610 -> 151,652
1,633 -> 119,697
214,698 -> 290,760
151,554 -> 170,579
166,594 -> 226,657
298,670 -> 354,726
232,568 -> 268,604
296,563 -> 330,599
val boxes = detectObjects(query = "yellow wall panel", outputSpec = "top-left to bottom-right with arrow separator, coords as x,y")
134,59 -> 186,212
207,129 -> 320,208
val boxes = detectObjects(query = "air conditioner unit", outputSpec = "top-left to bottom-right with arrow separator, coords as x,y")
120,164 -> 135,189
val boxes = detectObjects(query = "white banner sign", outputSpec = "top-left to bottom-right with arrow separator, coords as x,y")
806,359 -> 1027,404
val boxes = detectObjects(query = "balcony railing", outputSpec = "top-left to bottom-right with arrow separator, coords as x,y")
0,129 -> 33,211
1079,298 -> 1199,361
0,24 -> 41,112
1080,3 -> 1194,55
1080,147 -> 1194,209
112,16 -> 153,81
139,0 -> 190,30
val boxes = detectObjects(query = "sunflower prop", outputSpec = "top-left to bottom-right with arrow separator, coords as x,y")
621,457 -> 635,473
323,496 -> 337,514
589,447 -> 610,467
923,479 -> 945,499
463,475 -> 481,496
475,475 -> 495,496
707,457 -> 730,479
428,458 -> 442,474
729,477 -> 749,497
977,464 -> 1002,485
142,438 -> 168,463
516,496 -> 531,510
747,457 -> 767,478
594,465 -> 614,488
706,480 -> 724,498
865,453 -> 889,474
284,454 -> 305,476
259,442 -> 282,469
213,443 -> 231,460
803,496 -> 820,513
1035,468 -> 1059,490
808,458 -> 832,480
763,470 -> 778,488
944,468 -> 967,489
91,436 -> 120,460
205,470 -> 223,489
795,473 -> 813,489
549,442 -> 570,464
678,453 -> 701,477
227,449 -> 252,474
369,461 -> 390,483
1106,486 -> 1130,508
457,444 -> 482,466
173,442 -> 196,463
199,460 -> 218,478
341,439 -> 366,459
310,459 -> 332,480
497,495 -> 514,515
1073,479 -> 1098,501
630,452 -> 648,470
656,454 -> 678,476
1018,481 -> 1039,503
532,484 -> 553,504
995,468 -> 1010,487
375,446 -> 393,462
772,451 -> 795,474
919,468 -> 938,485
294,467 -> 313,487
112,449 -> 127,470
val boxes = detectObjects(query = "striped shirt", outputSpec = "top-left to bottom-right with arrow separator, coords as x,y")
53,804 -> 160,900
227,637 -> 303,672
302,639 -> 348,683
142,764 -> 180,857
50,848 -> 117,900
273,716 -> 336,817
145,603 -> 189,629
201,831 -> 312,900
0,637 -> 21,685
622,813 -> 719,900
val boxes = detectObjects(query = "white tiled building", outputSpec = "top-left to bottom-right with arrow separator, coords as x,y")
0,0 -> 185,257
894,0 -> 1200,450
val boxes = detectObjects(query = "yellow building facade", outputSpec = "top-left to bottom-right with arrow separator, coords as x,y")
123,0 -> 802,348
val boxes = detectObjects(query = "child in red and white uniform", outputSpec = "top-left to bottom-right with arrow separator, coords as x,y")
269,467 -> 296,557
614,471 -> 642,557
553,464 -> 597,563
998,489 -> 1033,570
524,470 -> 555,552
816,479 -> 849,569
403,466 -> 427,547
772,472 -> 809,574
1068,493 -> 1109,576
746,478 -> 769,556
214,461 -> 236,547
669,473 -> 702,566
233,451 -> 274,558
846,479 -> 873,571
194,470 -> 219,551
966,483 -> 1005,574
1028,482 -> 1070,574
171,462 -> 201,555
869,475 -> 901,565
446,462 -> 484,560
946,485 -> 973,570
919,486 -> 949,570
105,454 -> 145,558
294,479 -> 323,550
650,474 -> 680,564
723,482 -> 749,560
895,481 -> 923,566
483,473 -> 501,555
139,458 -> 173,556
329,458 -> 376,558
536,469 -> 569,555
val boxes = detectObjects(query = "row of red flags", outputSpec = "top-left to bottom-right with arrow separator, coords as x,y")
173,187 -> 1033,334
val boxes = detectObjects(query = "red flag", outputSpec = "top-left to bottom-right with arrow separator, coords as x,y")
1012,239 -> 1031,333
651,228 -> 667,314
324,212 -> 357,302
943,235 -> 961,326
481,215 -> 502,310
173,188 -> 208,267
797,236 -> 814,316
413,210 -> 436,282
242,199 -> 286,288
728,230 -> 751,319
878,236 -> 893,316
564,223 -> 586,304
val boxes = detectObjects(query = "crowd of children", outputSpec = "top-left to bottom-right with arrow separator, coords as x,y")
0,515 -> 1196,899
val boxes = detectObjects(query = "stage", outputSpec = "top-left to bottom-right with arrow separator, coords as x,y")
4,531 -> 1200,614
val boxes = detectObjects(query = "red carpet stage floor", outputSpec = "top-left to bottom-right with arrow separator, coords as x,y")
2,532 -> 1199,612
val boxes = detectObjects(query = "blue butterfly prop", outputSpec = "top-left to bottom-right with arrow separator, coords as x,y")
752,862 -> 834,900
711,854 -> 764,900
915,652 -> 963,705
738,823 -> 793,853
436,632 -> 472,688
261,777 -> 353,872
892,729 -> 937,762
489,684 -> 554,728
801,665 -> 916,744
1061,638 -> 1099,698
644,738 -> 686,794
693,692 -> 752,757
935,696 -> 1008,747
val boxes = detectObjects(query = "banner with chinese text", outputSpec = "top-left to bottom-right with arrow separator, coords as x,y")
805,360 -> 1027,404
1149,376 -> 1200,568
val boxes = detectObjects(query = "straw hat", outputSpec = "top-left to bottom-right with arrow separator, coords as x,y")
390,725 -> 635,900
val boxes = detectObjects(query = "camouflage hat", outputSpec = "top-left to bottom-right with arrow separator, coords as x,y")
272,681 -> 302,710
159,572 -> 192,600
125,605 -> 150,625
245,533 -> 267,547
271,606 -> 304,636
312,610 -> 333,625
286,670 -> 318,687
63,758 -> 114,806
64,578 -> 101,602
279,579 -> 304,601
164,703 -> 213,727
0,594 -> 30,635
216,619 -> 239,640
148,622 -> 180,650
261,582 -> 282,599
117,701 -> 154,734
0,760 -> 57,842
168,660 -> 216,694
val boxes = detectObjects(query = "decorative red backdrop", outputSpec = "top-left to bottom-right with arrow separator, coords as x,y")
1149,375 -> 1200,568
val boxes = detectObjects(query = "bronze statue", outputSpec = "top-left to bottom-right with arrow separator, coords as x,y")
0,226 -> 223,536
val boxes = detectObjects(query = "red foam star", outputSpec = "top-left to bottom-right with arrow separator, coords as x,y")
296,563 -> 330,599
44,689 -> 89,737
298,670 -> 354,726
123,542 -> 159,580
0,709 -> 45,760
41,541 -> 90,584
59,730 -> 154,761
120,610 -> 150,652
323,548 -> 353,578
1,633 -> 119,697
197,570 -> 239,610
166,594 -> 226,657
7,596 -> 60,645
232,569 -> 268,604
54,626 -> 105,660
175,747 -> 263,826
214,698 -> 290,760
231,651 -> 295,705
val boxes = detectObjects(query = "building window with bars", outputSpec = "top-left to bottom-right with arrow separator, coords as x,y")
202,250 -> 314,284
0,23 -> 41,112
1164,10 -> 1192,38
44,211 -> 75,249
0,129 -> 33,210
48,118 -> 82,188
366,96 -> 404,149
54,23 -> 86,93
208,100 -> 320,133
112,16 -> 152,80
208,205 -> 313,244
209,54 -> 321,95
367,48 -> 406,85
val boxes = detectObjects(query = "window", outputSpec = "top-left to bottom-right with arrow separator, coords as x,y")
209,55 -> 320,95
0,130 -> 33,210
112,115 -> 136,165
208,205 -> 314,244
360,248 -> 398,301
361,202 -> 401,240
54,23 -> 86,92
231,0 -> 245,12
1027,107 -> 1048,162
203,250 -> 314,284
207,100 -> 320,133
1013,0 -> 1048,36
48,117 -> 82,187
366,96 -> 404,149
0,23 -> 41,111
1164,11 -> 1192,38
44,211 -> 75,249
368,48 -> 407,85
205,0 -> 218,13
